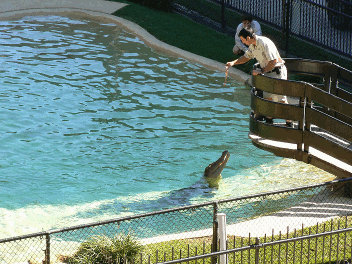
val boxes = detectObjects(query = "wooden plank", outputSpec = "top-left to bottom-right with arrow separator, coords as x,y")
304,131 -> 352,166
307,85 -> 352,119
249,116 -> 302,144
250,92 -> 304,121
306,108 -> 352,142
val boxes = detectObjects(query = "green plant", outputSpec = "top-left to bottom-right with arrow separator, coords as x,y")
67,234 -> 143,264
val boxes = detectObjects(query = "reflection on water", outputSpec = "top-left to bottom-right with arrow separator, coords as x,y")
0,15 -> 333,238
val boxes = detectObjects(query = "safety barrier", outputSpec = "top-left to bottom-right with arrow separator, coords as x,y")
2,177 -> 352,263
216,0 -> 352,59
249,58 -> 352,178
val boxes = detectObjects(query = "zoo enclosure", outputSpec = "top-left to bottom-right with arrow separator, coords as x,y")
175,0 -> 352,59
1,177 -> 352,263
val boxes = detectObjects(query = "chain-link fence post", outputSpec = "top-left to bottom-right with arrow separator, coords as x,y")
211,202 -> 219,264
45,233 -> 50,264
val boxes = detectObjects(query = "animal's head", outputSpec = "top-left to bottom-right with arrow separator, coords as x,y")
204,151 -> 230,179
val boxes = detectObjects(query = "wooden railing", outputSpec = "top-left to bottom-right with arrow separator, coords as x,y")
249,58 -> 352,178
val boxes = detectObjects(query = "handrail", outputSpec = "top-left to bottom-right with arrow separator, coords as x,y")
249,59 -> 352,178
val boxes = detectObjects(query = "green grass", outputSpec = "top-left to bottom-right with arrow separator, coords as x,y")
173,0 -> 351,70
140,216 -> 352,264
111,0 -> 351,73
111,0 -> 254,74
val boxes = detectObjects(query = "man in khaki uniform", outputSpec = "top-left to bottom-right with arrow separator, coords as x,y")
226,27 -> 292,126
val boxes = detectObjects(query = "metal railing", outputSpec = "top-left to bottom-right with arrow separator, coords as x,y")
1,177 -> 352,263
207,0 -> 352,59
157,226 -> 352,264
249,58 -> 352,178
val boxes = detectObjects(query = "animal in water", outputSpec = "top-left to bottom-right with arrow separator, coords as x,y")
80,151 -> 230,215
204,150 -> 230,188
140,150 -> 231,209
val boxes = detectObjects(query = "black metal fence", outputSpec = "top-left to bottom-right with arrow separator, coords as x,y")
1,178 -> 352,263
224,0 -> 351,58
177,0 -> 352,59
158,226 -> 352,264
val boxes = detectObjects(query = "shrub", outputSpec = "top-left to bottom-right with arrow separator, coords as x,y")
67,234 -> 143,264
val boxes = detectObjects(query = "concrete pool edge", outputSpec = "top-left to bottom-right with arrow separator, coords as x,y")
0,7 -> 250,84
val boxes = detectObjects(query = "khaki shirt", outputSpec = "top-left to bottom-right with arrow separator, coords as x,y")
244,36 -> 284,69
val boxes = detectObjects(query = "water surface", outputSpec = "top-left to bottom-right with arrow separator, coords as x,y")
0,15 -> 333,238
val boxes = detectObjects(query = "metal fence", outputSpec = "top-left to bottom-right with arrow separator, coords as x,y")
158,226 -> 352,264
1,177 -> 352,263
198,0 -> 352,59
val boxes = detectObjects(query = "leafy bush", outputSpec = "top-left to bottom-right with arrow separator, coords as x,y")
67,234 -> 143,264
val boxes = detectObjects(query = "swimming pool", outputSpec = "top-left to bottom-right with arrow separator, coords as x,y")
0,15 -> 333,238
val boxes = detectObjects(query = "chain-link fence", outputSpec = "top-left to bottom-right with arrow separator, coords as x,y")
1,178 -> 352,263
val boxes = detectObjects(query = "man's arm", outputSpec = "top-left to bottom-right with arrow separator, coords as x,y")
252,20 -> 262,36
252,59 -> 277,76
226,55 -> 251,67
261,59 -> 277,73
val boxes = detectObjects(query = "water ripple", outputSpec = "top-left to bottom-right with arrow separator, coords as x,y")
0,15 -> 333,237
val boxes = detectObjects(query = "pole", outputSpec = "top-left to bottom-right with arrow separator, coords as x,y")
221,0 -> 226,30
254,237 -> 260,264
45,233 -> 50,264
211,202 -> 219,264
285,0 -> 291,54
217,213 -> 227,264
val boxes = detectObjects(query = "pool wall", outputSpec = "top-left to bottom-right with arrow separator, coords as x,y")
0,4 -> 250,83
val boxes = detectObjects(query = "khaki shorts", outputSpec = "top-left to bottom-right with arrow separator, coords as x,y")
263,66 -> 288,103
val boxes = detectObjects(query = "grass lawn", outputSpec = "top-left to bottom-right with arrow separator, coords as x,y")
112,0 -> 255,74
142,216 -> 352,264
111,0 -> 351,75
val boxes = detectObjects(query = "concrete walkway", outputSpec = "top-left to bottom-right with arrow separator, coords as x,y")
0,0 -> 249,83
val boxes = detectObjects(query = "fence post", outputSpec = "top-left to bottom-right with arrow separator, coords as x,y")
282,0 -> 290,55
303,83 -> 311,158
45,233 -> 50,264
211,202 -> 219,264
221,0 -> 226,30
217,213 -> 227,264
254,237 -> 260,264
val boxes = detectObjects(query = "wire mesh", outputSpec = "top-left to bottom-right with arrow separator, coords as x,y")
0,235 -> 46,263
1,179 -> 352,263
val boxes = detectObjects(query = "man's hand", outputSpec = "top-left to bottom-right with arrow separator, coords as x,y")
226,61 -> 234,67
252,69 -> 262,76
226,56 -> 251,69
